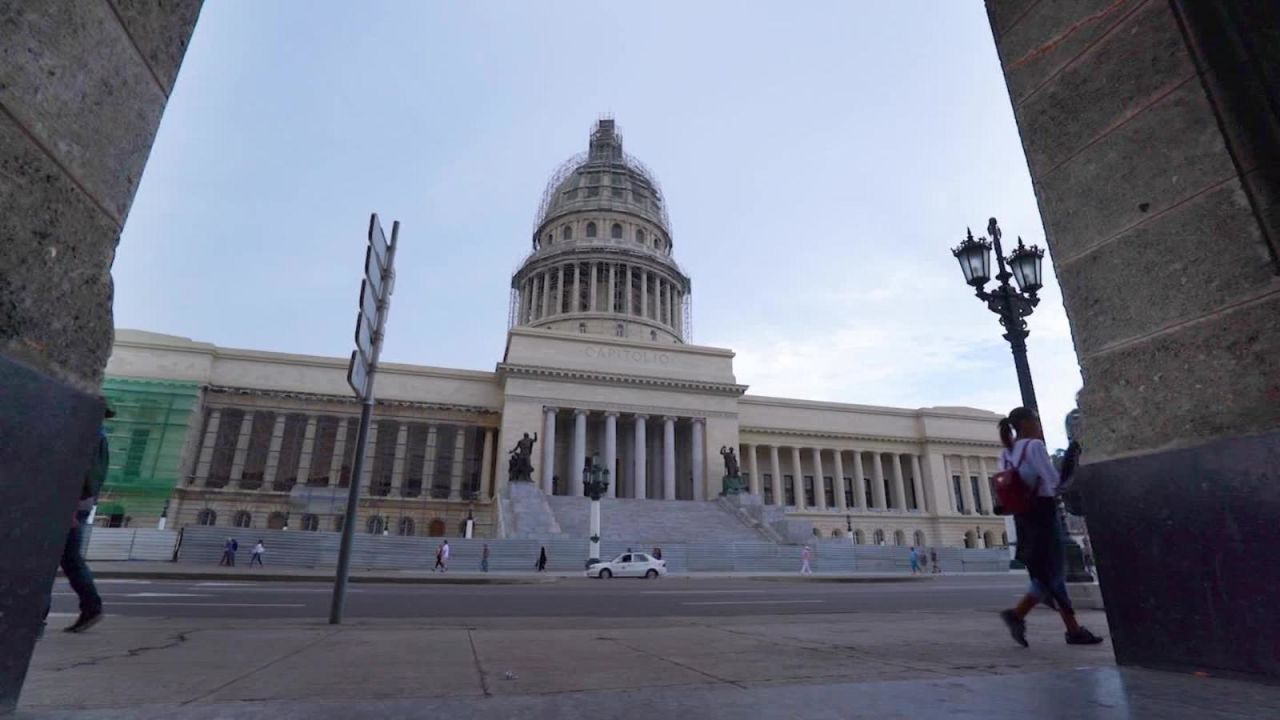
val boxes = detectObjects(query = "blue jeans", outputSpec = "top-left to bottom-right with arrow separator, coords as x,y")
46,512 -> 103,619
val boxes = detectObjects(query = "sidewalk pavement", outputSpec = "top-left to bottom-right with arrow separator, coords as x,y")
82,561 -> 966,584
17,610 -> 1280,719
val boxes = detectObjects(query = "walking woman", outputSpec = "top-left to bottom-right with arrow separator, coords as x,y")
997,406 -> 1103,647
536,546 -> 548,572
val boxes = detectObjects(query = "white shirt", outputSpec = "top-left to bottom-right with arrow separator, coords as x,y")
441,544 -> 451,559
253,543 -> 264,554
998,438 -> 1060,497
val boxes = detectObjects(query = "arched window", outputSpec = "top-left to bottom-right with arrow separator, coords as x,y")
398,517 -> 415,536
611,223 -> 623,239
873,529 -> 885,545
963,530 -> 976,548
650,330 -> 657,341
233,510 -> 252,528
366,515 -> 385,535
197,509 -> 217,526
562,226 -> 573,241
983,531 -> 997,549
301,514 -> 320,531
914,530 -> 926,547
428,518 -> 446,537
854,529 -> 865,545
586,222 -> 597,238
636,229 -> 646,245
267,512 -> 288,530
615,323 -> 625,337
894,529 -> 906,546
831,529 -> 842,538
578,322 -> 587,333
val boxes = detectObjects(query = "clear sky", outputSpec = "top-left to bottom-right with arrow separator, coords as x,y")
115,1 -> 1081,450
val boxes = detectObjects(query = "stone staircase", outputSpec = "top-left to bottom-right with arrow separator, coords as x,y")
544,494 -> 776,545
504,481 -> 565,539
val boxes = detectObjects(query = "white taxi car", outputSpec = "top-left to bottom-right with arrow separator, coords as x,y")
587,552 -> 667,579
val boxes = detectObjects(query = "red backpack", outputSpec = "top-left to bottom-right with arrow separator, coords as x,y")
993,441 -> 1038,515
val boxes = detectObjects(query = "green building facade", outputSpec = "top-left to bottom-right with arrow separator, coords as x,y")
97,377 -> 201,527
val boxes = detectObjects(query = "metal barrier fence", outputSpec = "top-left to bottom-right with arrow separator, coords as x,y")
84,528 -> 178,561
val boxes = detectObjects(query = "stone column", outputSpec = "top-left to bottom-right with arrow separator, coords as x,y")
422,425 -> 438,495
390,422 -> 409,497
851,451 -> 867,510
641,269 -> 650,319
571,409 -> 588,497
540,270 -> 551,320
769,445 -> 783,506
329,417 -> 349,486
604,412 -> 618,499
811,447 -> 826,511
480,428 -> 495,499
690,418 -> 705,501
449,428 -> 466,500
229,410 -> 255,483
633,415 -> 648,500
572,263 -> 582,314
359,421 -> 378,493
745,443 -> 760,496
294,415 -> 319,485
959,456 -> 976,516
790,446 -> 805,509
589,261 -> 598,312
870,452 -> 886,509
625,266 -> 633,316
832,449 -> 847,511
263,414 -> 288,489
662,417 -> 676,500
541,407 -> 558,494
910,454 -> 926,512
890,454 -> 907,511
608,264 -> 616,314
976,457 -> 994,516
194,408 -> 222,482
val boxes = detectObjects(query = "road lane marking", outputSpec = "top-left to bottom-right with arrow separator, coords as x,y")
107,602 -> 306,607
640,590 -> 772,595
125,592 -> 211,598
682,600 -> 826,606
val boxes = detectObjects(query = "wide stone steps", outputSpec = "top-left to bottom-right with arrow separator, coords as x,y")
544,495 -> 770,545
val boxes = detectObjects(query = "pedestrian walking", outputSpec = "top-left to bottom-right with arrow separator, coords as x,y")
250,540 -> 265,567
440,540 -> 450,573
930,547 -> 940,574
996,407 -> 1103,647
652,547 -> 662,561
229,538 -> 238,566
433,542 -> 445,572
219,537 -> 234,566
910,546 -> 921,575
800,545 -> 813,575
481,543 -> 490,572
43,406 -> 111,634
536,546 -> 548,572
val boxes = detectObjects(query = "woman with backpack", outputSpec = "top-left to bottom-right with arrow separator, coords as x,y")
995,406 -> 1103,647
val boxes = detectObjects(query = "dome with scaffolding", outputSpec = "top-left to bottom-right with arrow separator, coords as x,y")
533,118 -> 671,239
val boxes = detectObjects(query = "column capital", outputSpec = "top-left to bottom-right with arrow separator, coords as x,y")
662,415 -> 677,423
690,416 -> 706,426
603,410 -> 620,418
633,413 -> 649,421
543,406 -> 559,414
573,408 -> 589,418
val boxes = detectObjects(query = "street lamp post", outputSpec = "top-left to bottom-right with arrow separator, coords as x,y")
582,455 -> 611,569
951,218 -> 1091,582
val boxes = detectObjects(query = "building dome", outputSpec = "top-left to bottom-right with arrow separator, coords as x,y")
511,119 -> 691,345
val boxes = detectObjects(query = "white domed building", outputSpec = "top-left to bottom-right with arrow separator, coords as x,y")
102,119 -> 1009,555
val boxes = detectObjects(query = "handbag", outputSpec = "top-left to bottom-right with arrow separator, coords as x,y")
993,441 -> 1038,516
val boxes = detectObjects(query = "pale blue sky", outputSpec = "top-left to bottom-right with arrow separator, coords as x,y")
115,1 -> 1081,449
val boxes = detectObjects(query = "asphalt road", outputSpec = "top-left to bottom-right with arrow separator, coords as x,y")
50,574 -> 1030,620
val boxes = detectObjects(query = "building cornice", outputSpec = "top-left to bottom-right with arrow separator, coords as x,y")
497,362 -> 747,397
739,425 -> 1003,450
740,394 -> 1001,421
206,385 -> 500,416
503,394 -> 738,420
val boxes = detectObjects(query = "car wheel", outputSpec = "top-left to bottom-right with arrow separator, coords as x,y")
600,568 -> 612,579
645,569 -> 659,579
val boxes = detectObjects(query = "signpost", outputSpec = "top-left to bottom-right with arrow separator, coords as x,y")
329,213 -> 399,625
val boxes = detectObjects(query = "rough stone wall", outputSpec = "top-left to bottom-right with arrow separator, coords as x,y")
0,0 -> 203,390
986,0 -> 1280,461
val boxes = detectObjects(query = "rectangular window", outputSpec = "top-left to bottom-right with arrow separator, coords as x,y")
864,477 -> 874,508
908,478 -> 919,510
207,408 -> 243,488
803,475 -> 815,506
239,411 -> 276,490
611,187 -> 623,199
431,425 -> 457,498
823,476 -> 835,507
273,413 -> 308,492
307,416 -> 339,486
338,421 -> 358,487
952,475 -> 966,513
970,476 -> 985,514
843,477 -> 854,508
763,473 -> 774,505
403,423 -> 430,497
883,477 -> 894,508
784,475 -> 795,506
369,420 -> 399,497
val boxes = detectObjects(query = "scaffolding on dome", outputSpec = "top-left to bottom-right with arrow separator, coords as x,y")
532,149 -> 673,234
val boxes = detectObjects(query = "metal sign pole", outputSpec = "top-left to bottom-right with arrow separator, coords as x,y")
329,217 -> 398,625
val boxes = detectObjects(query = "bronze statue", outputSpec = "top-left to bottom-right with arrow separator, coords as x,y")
508,432 -> 538,482
720,446 -> 740,478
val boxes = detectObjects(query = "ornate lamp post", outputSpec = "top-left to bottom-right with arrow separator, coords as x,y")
582,455 -> 611,569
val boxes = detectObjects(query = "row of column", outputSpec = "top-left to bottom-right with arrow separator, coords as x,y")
540,407 -> 704,501
518,261 -> 683,330
739,444 -> 927,513
947,455 -> 997,516
194,407 -> 497,501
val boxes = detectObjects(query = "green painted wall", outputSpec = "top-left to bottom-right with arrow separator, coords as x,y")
98,377 -> 200,525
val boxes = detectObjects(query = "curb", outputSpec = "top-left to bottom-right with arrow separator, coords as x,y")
89,570 -> 562,585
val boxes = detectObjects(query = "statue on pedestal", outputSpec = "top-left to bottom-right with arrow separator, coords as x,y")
719,446 -> 746,496
508,432 -> 538,482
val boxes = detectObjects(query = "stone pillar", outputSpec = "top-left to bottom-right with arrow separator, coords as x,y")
390,422 -> 409,497
194,408 -> 222,482
608,264 -> 616,314
449,428 -> 466,500
870,452 -> 886,510
633,415 -> 647,500
541,407 -> 557,495
745,443 -> 760,496
889,453 -> 907,511
641,269 -> 650,319
571,409 -> 588,497
690,418 -> 705,501
624,266 -> 633,316
540,270 -> 551,320
662,416 -> 676,500
329,417 -> 349,485
811,447 -> 826,511
976,457 -> 994,516
769,445 -> 783,506
910,454 -> 926,512
589,262 -> 598,312
229,410 -> 256,484
604,413 -> 618,498
294,415 -> 319,485
422,425 -> 438,495
832,449 -> 847,511
359,421 -> 378,493
480,428 -> 495,499
851,451 -> 867,510
959,457 -> 976,516
789,446 -> 805,509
